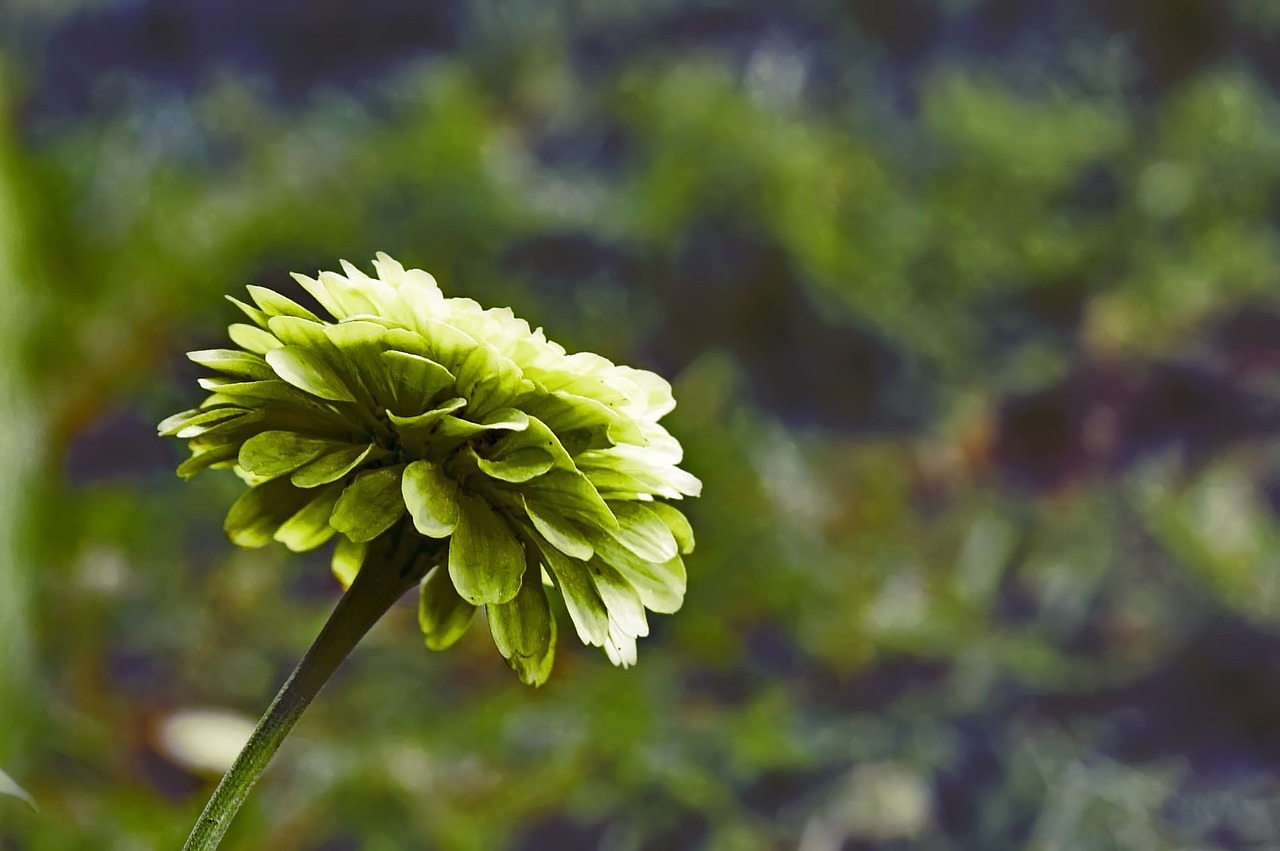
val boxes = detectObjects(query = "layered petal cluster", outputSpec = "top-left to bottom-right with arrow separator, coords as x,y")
160,254 -> 700,684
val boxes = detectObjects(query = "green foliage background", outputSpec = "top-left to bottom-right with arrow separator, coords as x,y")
5,2 -> 1280,848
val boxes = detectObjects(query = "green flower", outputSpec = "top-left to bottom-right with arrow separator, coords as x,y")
160,254 -> 699,685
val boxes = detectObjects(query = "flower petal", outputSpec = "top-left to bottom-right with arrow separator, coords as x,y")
226,294 -> 270,328
381,351 -> 456,413
534,538 -> 608,646
195,379 -> 317,408
228,323 -> 282,355
224,478 -> 314,548
238,431 -> 342,479
319,269 -> 380,317
331,537 -> 368,589
522,497 -> 593,560
265,315 -> 334,350
499,415 -> 577,471
487,569 -> 555,686
520,470 -> 617,530
591,531 -> 686,614
324,320 -> 398,404
177,444 -> 239,479
475,447 -> 553,483
448,493 -> 524,605
158,407 -> 245,438
183,410 -> 267,449
435,408 -> 529,440
266,346 -> 358,402
273,484 -> 343,552
418,565 -> 476,650
587,560 -> 648,639
290,444 -> 374,488
603,632 -> 638,667
646,502 -> 695,554
187,349 -> 277,381
387,397 -> 467,444
245,285 -> 320,321
455,344 -> 530,417
604,501 -> 679,563
401,460 -> 459,538
330,466 -> 407,542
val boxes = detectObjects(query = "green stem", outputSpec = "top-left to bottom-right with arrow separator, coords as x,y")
181,535 -> 428,851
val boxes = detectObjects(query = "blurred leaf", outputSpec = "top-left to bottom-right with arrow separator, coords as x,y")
0,767 -> 35,811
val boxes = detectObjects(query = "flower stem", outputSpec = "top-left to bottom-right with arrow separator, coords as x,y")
181,535 -> 428,851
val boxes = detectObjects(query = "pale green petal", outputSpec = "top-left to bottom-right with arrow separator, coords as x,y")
330,466 -> 407,542
175,411 -> 252,440
522,390 -> 614,435
615,365 -> 676,418
177,443 -> 239,479
478,415 -> 576,485
487,570 -> 556,686
331,536 -> 367,589
412,318 -> 478,372
191,408 -> 346,447
265,315 -> 334,350
475,447 -> 553,483
228,323 -> 282,354
325,320 -> 388,354
290,444 -> 374,488
533,538 -> 608,646
187,349 -> 277,381
626,555 -> 687,616
646,502 -> 696,554
245,285 -> 320,321
226,294 -> 270,328
436,407 -> 529,440
402,460 -> 459,537
158,407 -> 245,438
324,320 -> 398,403
603,629 -> 638,667
418,565 -> 476,650
479,407 -> 532,430
238,431 -> 342,479
577,447 -> 703,499
396,274 -> 447,322
522,497 -> 593,560
338,259 -> 400,314
290,271 -> 345,320
194,379 -> 317,408
520,470 -> 617,530
381,351 -> 456,412
380,326 -> 434,357
274,484 -> 343,552
454,344 -> 530,417
386,397 -> 467,441
604,501 -> 679,563
320,268 -> 380,316
224,478 -> 313,548
591,530 -> 686,614
266,346 -> 358,402
184,410 -> 265,445
588,560 -> 648,638
195,376 -> 239,391
448,493 -> 525,605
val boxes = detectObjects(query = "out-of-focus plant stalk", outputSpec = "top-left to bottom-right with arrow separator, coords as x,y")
0,64 -> 40,771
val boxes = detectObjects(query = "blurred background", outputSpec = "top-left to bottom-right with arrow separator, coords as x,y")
3,0 -> 1280,848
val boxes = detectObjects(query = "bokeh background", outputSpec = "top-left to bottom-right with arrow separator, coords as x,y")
4,1 -> 1280,848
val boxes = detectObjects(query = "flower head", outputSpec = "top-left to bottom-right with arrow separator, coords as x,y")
160,254 -> 700,684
